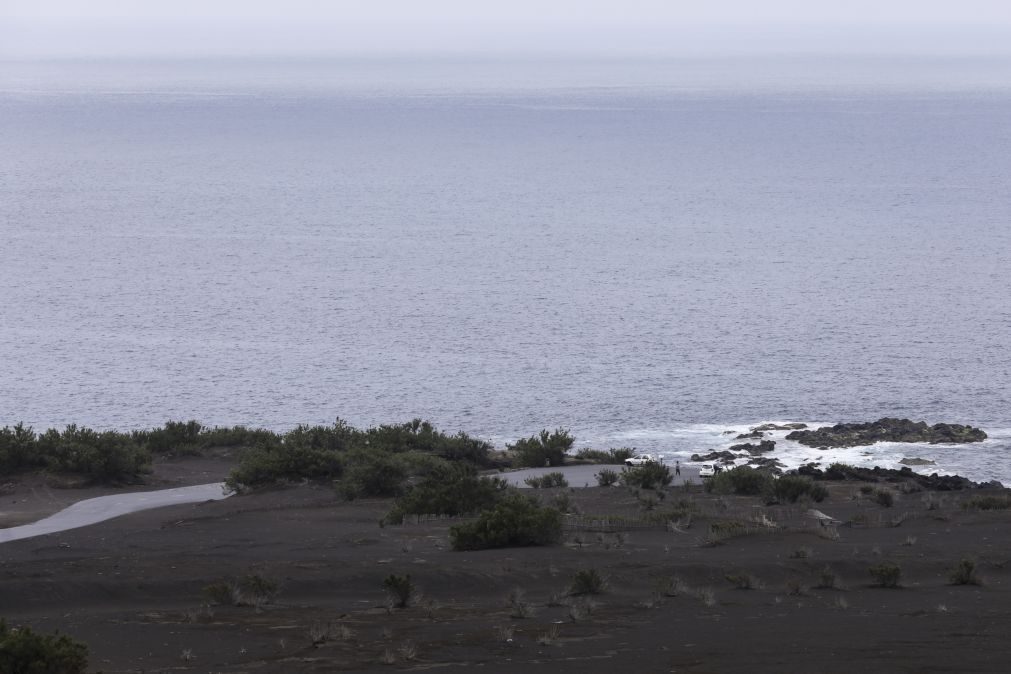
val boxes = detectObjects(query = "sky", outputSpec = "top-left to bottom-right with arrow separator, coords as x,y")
2,0 -> 1011,59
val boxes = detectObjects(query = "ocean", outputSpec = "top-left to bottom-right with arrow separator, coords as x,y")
2,57 -> 1010,481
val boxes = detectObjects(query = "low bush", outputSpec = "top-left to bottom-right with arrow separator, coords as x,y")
238,574 -> 279,604
569,569 -> 607,595
595,468 -> 619,487
384,464 -> 507,524
36,425 -> 151,484
575,447 -> 635,464
449,493 -> 563,551
962,495 -> 1011,511
509,429 -> 574,468
949,558 -> 982,586
525,472 -> 568,489
816,566 -> 842,590
705,466 -> 774,496
203,581 -> 240,606
383,574 -> 416,608
875,490 -> 895,508
869,562 -> 902,588
621,462 -> 673,490
338,449 -> 409,499
0,619 -> 89,674
773,475 -> 828,503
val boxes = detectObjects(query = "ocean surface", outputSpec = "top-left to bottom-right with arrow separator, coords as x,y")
2,58 -> 1010,482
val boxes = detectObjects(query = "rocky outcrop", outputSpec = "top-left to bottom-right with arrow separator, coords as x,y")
751,423 -> 807,432
745,457 -> 785,475
899,457 -> 936,466
728,440 -> 776,455
795,464 -> 998,491
785,418 -> 986,448
735,430 -> 765,440
690,450 -> 737,464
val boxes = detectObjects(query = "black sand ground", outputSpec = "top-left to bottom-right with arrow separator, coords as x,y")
2,469 -> 1010,673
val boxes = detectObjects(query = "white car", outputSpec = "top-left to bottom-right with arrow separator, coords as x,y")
625,454 -> 660,467
697,464 -> 716,477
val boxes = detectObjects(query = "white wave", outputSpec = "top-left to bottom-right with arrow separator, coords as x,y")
572,421 -> 1011,485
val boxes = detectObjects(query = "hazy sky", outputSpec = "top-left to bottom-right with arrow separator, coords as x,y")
3,0 -> 1011,58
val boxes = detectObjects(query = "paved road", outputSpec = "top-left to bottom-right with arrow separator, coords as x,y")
0,483 -> 231,544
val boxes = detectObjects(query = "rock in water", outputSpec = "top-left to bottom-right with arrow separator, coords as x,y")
751,423 -> 808,432
785,418 -> 986,448
899,457 -> 936,466
728,440 -> 777,455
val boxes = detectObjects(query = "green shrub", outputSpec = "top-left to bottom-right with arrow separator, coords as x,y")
449,493 -> 563,551
524,472 -> 568,489
225,438 -> 343,491
875,490 -> 895,508
816,566 -> 841,590
962,495 -> 1011,511
621,463 -> 673,490
949,558 -> 981,586
197,425 -> 280,449
772,475 -> 827,503
859,485 -> 875,495
203,580 -> 240,606
0,619 -> 89,674
869,562 -> 902,588
509,429 -> 574,468
37,425 -> 151,484
569,569 -> 606,595
338,449 -> 408,499
239,574 -> 279,603
385,464 -> 507,524
705,466 -> 774,496
596,468 -> 619,487
383,574 -> 415,608
137,420 -> 204,454
575,447 -> 635,464
0,423 -> 43,473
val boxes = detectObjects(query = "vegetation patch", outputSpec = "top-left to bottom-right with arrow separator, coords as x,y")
962,495 -> 1011,511
575,447 -> 635,464
449,493 -> 563,551
705,466 -> 774,496
383,573 -> 416,608
620,462 -> 673,490
0,619 -> 89,674
949,558 -> 981,586
868,562 -> 902,588
595,468 -> 619,487
772,475 -> 828,503
508,429 -> 574,468
525,472 -> 569,489
569,568 -> 607,595
384,464 -> 507,524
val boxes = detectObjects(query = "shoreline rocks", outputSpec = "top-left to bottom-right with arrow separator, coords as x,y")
795,463 -> 1001,491
786,418 -> 986,448
728,440 -> 776,455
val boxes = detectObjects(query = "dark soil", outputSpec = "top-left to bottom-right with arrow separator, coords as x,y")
2,475 -> 1010,673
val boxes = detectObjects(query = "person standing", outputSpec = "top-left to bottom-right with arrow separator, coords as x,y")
675,460 -> 681,476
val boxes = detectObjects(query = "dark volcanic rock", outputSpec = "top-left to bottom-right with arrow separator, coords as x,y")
728,440 -> 776,455
785,418 -> 986,448
691,450 -> 738,464
795,464 -> 991,491
899,457 -> 936,466
751,423 -> 808,432
745,457 -> 785,475
735,430 -> 765,440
